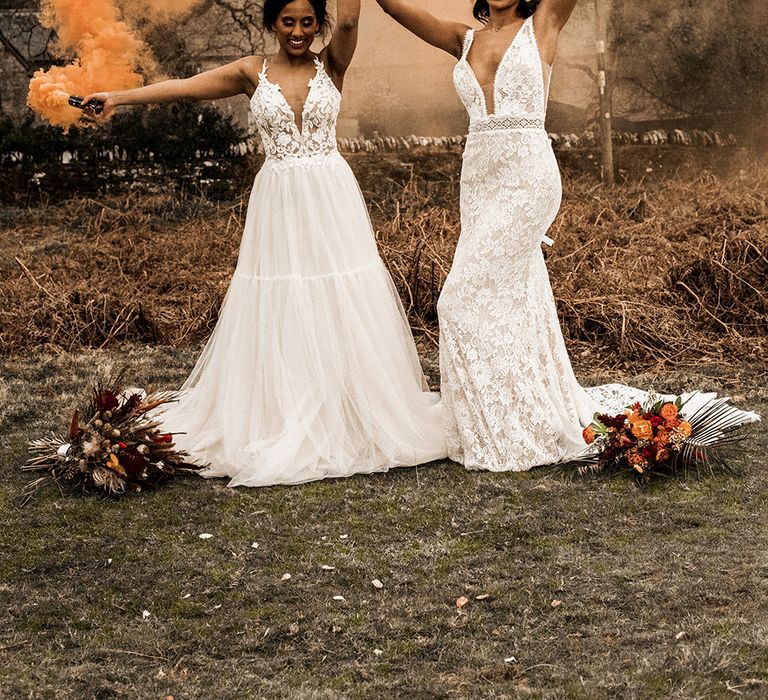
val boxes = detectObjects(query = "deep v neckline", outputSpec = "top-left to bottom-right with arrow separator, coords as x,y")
259,56 -> 322,137
464,17 -> 528,117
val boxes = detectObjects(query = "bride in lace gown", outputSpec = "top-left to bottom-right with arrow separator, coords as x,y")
376,0 -> 758,472
84,0 -> 447,486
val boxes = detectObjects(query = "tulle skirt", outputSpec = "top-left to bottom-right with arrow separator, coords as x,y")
156,152 -> 447,487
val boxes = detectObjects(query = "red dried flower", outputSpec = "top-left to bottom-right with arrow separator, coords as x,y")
121,448 -> 149,477
94,390 -> 119,412
599,414 -> 627,430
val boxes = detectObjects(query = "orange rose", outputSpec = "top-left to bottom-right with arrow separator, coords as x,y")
654,428 -> 669,446
627,449 -> 644,466
677,421 -> 692,438
655,447 -> 670,462
583,426 -> 596,445
666,417 -> 681,429
660,403 -> 679,421
631,419 -> 653,440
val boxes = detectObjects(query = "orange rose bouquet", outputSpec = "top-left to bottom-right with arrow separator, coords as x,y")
578,394 -> 748,482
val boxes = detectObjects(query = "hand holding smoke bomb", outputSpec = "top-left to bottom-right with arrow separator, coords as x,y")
68,96 -> 105,114
26,0 -> 199,129
78,92 -> 117,120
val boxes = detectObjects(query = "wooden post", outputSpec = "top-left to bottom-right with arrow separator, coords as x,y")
595,0 -> 614,186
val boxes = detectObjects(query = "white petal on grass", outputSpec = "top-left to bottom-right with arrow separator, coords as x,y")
372,579 -> 384,589
373,649 -> 383,656
504,656 -> 517,664
182,593 -> 191,599
281,573 -> 292,581
321,565 -> 336,571
199,533 -> 213,540
142,610 -> 151,619
339,534 -> 349,540
251,542 -> 260,549
332,595 -> 346,601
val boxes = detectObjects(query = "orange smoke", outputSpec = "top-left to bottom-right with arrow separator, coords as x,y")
27,0 -> 201,130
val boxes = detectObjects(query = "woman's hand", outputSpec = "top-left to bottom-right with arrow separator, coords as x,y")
81,92 -> 117,120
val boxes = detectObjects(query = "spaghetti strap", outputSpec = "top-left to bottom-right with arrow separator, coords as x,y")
460,28 -> 475,61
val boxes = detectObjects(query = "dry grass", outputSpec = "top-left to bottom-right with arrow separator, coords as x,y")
1,148 -> 767,697
1,148 -> 766,366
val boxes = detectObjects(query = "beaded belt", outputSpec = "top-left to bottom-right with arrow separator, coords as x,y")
469,116 -> 545,133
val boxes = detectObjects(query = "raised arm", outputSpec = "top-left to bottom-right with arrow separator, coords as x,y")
537,0 -> 579,30
83,57 -> 259,119
374,0 -> 468,59
324,0 -> 360,79
533,0 -> 579,66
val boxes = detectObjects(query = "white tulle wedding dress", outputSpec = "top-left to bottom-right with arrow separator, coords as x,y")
157,56 -> 447,487
438,16 -> 759,472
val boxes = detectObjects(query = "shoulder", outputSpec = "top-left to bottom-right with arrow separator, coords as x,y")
456,24 -> 474,51
239,55 -> 266,75
238,55 -> 266,91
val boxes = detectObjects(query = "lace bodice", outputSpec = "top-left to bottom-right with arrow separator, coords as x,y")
250,56 -> 341,161
453,16 -> 551,129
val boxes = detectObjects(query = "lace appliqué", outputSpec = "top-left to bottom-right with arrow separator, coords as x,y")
250,56 -> 341,163
453,18 -> 546,127
469,116 -> 544,132
441,14 -> 758,473
440,13 -> 588,471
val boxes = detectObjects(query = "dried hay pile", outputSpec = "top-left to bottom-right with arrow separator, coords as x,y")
1,156 -> 766,367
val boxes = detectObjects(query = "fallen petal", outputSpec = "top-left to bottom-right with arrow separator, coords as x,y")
199,533 -> 213,540
372,579 -> 384,589
456,596 -> 470,608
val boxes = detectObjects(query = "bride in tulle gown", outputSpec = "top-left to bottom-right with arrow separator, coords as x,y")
376,0 -> 759,472
85,0 -> 447,486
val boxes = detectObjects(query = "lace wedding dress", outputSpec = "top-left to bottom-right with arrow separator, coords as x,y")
156,56 -> 447,487
439,16 -> 758,472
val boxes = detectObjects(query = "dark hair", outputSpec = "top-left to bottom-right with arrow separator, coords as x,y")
263,0 -> 330,34
472,0 -> 540,22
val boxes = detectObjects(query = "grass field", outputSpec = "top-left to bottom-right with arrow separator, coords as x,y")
1,348 -> 767,699
1,147 -> 767,698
